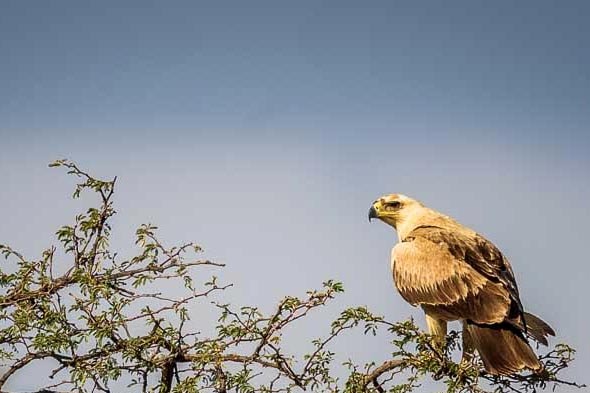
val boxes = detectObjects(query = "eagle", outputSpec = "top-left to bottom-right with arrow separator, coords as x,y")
368,194 -> 555,375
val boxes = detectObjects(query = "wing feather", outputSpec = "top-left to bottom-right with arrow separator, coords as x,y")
409,225 -> 524,315
391,228 -> 515,325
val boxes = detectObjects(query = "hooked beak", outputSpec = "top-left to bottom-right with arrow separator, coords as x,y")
368,205 -> 378,222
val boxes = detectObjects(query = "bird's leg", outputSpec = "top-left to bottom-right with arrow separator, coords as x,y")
425,314 -> 449,380
459,322 -> 479,381
425,313 -> 447,352
461,321 -> 475,363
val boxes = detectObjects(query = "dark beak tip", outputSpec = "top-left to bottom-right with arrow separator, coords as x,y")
368,206 -> 378,222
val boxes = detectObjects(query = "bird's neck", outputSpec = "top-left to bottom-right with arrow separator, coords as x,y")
396,208 -> 457,240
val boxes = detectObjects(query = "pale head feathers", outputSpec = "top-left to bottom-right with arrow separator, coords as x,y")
369,194 -> 423,229
369,194 -> 452,239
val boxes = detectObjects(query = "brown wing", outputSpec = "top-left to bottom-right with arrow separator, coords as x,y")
391,227 -> 516,325
409,225 -> 525,316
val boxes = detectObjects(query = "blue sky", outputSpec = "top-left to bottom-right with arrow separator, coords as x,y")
1,1 -> 589,391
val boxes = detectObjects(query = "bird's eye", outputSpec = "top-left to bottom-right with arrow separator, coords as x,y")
387,201 -> 402,209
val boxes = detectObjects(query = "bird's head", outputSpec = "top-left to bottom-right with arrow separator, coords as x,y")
368,194 -> 423,230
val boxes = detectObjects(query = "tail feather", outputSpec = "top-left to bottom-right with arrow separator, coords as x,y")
523,312 -> 555,346
466,322 -> 541,375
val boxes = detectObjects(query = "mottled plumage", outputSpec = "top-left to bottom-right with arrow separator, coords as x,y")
369,194 -> 554,375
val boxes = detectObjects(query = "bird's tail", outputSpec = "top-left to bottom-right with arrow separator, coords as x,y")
522,312 -> 555,346
465,322 -> 541,375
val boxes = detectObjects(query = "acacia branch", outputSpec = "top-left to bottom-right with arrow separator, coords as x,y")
0,161 -> 580,393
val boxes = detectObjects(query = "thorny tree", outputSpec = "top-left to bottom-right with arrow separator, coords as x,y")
0,161 -> 583,393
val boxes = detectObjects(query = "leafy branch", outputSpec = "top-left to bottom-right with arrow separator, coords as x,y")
0,160 -> 583,393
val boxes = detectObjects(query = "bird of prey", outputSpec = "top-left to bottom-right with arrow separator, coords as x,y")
368,194 -> 554,375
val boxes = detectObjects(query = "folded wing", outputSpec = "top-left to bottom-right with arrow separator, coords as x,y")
391,225 -> 553,375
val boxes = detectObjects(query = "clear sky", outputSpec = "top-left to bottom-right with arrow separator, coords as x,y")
1,1 -> 589,391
